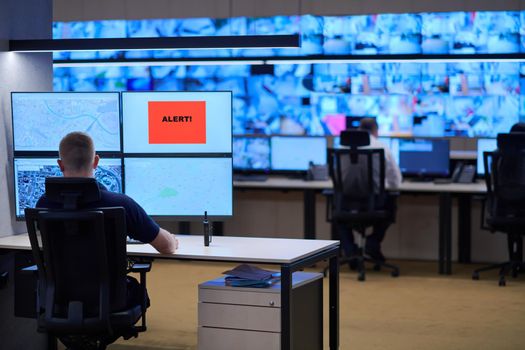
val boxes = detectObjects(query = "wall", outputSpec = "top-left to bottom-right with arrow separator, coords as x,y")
0,0 -> 53,237
51,0 -> 518,263
53,0 -> 525,21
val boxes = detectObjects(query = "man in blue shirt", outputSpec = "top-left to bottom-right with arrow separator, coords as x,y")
36,131 -> 178,254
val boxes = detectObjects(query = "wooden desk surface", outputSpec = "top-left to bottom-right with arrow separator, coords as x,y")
234,177 -> 487,194
0,234 -> 339,264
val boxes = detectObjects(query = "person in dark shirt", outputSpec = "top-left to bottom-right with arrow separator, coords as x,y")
36,131 -> 178,254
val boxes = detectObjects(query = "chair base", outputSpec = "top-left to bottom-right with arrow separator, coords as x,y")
472,260 -> 525,287
341,255 -> 400,281
324,251 -> 400,281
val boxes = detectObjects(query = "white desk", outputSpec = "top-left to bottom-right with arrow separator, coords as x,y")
0,234 -> 340,350
235,177 -> 488,274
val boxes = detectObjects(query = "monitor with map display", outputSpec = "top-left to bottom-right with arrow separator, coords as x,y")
14,157 -> 122,219
124,157 -> 232,217
12,92 -> 121,152
122,91 -> 232,154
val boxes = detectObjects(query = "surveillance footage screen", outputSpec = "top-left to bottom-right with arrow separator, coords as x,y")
233,137 -> 270,171
124,157 -> 232,217
52,10 -> 525,138
14,157 -> 122,219
12,92 -> 121,152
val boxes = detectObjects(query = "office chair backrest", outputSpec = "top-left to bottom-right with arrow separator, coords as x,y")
330,130 -> 386,212
26,177 -> 128,334
484,133 -> 525,218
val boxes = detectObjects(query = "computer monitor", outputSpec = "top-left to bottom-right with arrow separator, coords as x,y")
11,92 -> 121,152
477,138 -> 498,175
392,138 -> 450,178
13,157 -> 122,219
270,136 -> 327,172
233,136 -> 270,172
346,116 -> 375,129
124,157 -> 232,218
122,91 -> 232,154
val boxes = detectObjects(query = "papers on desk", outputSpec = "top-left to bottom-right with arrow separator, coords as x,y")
223,264 -> 280,288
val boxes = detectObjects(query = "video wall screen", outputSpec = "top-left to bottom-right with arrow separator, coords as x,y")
52,11 -> 523,58
233,136 -> 270,171
53,61 -> 524,138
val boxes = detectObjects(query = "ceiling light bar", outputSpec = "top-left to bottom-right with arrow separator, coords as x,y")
265,54 -> 525,65
10,35 -> 300,52
53,59 -> 265,68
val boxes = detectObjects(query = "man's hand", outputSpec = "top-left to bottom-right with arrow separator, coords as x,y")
150,227 -> 178,254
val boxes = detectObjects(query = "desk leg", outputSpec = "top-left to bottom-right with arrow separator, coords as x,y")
47,335 -> 57,350
304,189 -> 316,240
280,264 -> 292,350
439,193 -> 452,275
457,194 -> 471,263
329,254 -> 340,350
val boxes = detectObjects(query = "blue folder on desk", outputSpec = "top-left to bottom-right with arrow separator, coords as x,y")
223,264 -> 281,288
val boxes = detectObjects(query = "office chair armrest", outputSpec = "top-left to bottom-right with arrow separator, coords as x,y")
129,263 -> 151,274
21,264 -> 38,273
128,261 -> 152,332
321,189 -> 334,197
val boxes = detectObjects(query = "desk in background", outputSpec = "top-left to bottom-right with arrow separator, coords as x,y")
234,178 -> 487,274
0,234 -> 340,350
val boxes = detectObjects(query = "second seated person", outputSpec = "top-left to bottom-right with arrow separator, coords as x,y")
36,131 -> 179,254
338,118 -> 402,265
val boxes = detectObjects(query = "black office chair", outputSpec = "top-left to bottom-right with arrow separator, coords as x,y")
25,177 -> 151,349
326,130 -> 399,281
473,132 -> 525,286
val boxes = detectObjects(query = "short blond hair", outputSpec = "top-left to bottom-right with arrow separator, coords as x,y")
59,132 -> 95,173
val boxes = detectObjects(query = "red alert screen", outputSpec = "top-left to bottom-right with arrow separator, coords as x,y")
148,101 -> 206,144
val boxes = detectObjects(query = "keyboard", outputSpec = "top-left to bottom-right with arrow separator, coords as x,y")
233,174 -> 269,182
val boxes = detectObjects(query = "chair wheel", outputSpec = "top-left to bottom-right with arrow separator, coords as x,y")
472,272 -> 480,280
358,273 -> 365,282
499,278 -> 506,287
391,270 -> 399,278
373,264 -> 381,271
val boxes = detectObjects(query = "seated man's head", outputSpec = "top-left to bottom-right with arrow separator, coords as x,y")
57,132 -> 99,177
359,117 -> 379,137
510,122 -> 525,133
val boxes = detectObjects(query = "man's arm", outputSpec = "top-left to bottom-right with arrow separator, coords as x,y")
150,228 -> 179,254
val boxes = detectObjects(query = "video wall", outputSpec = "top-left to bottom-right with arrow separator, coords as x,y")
12,91 -> 233,219
52,11 -> 525,138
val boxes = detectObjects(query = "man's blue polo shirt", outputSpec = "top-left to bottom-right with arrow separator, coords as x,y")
36,183 -> 159,243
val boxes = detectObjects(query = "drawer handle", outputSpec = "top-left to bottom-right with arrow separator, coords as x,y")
269,301 -> 275,306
